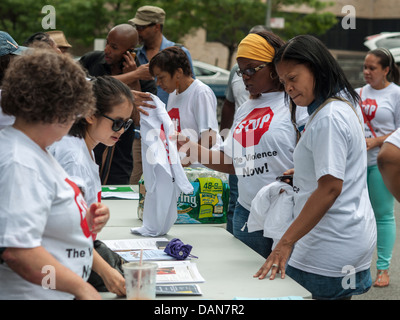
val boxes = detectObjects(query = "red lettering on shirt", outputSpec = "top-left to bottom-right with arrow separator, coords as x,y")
160,124 -> 171,164
168,108 -> 181,132
65,178 -> 92,238
361,98 -> 378,122
233,107 -> 274,148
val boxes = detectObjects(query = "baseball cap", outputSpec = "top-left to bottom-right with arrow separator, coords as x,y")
0,31 -> 28,56
46,31 -> 72,48
129,6 -> 165,26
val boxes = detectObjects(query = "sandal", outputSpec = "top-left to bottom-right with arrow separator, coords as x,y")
373,269 -> 390,287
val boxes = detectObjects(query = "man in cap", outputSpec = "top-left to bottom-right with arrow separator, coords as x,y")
80,24 -> 154,91
0,31 -> 28,129
46,30 -> 72,54
128,6 -> 195,184
129,5 -> 195,105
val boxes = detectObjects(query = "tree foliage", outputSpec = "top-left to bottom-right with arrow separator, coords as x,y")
0,0 -> 338,67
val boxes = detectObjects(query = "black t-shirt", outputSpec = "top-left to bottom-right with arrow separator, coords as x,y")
79,51 -> 156,185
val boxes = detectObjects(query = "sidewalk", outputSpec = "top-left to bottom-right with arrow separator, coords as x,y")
353,201 -> 400,300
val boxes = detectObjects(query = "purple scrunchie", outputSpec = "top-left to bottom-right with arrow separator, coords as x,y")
164,238 -> 198,260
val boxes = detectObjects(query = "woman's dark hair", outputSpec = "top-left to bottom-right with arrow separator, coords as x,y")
24,32 -> 53,47
368,48 -> 400,85
149,46 -> 192,77
69,76 -> 135,138
0,54 -> 12,86
253,30 -> 286,91
273,35 -> 359,107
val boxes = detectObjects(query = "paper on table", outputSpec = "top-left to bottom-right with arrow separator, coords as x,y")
156,284 -> 202,296
101,186 -> 139,200
102,238 -> 169,251
155,261 -> 205,284
101,192 -> 139,200
117,249 -> 178,262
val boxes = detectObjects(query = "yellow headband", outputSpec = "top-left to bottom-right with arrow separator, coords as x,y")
236,33 -> 275,62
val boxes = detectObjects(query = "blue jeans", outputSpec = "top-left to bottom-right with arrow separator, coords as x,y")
232,202 -> 273,259
286,265 -> 372,300
226,174 -> 238,235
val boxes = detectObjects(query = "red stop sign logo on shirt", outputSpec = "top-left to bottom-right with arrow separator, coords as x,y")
168,108 -> 181,132
65,178 -> 92,239
233,107 -> 274,148
361,98 -> 378,122
160,123 -> 171,164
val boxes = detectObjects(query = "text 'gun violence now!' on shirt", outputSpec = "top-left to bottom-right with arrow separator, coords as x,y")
223,91 -> 297,211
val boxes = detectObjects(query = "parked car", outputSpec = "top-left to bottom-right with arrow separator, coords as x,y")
364,32 -> 400,64
192,60 -> 230,98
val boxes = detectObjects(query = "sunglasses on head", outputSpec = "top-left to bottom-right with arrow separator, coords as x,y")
102,114 -> 133,132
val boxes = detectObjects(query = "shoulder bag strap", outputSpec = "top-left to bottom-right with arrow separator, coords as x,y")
99,145 -> 115,185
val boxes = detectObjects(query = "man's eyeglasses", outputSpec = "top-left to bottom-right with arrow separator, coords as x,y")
135,23 -> 156,31
102,114 -> 133,132
236,63 -> 268,77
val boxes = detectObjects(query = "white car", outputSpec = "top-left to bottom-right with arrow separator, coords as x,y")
192,60 -> 230,98
364,32 -> 400,64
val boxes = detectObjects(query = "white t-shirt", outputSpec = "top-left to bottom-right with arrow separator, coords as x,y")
289,100 -> 376,277
356,83 -> 400,166
0,127 -> 94,299
223,91 -> 297,211
132,94 -> 194,236
167,79 -> 220,143
49,135 -> 101,206
385,127 -> 400,148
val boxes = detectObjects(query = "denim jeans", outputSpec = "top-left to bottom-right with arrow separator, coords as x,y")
286,265 -> 372,300
226,174 -> 238,235
232,202 -> 273,259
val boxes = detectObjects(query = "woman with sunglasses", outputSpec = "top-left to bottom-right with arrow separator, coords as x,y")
49,76 -> 134,296
175,31 -> 303,258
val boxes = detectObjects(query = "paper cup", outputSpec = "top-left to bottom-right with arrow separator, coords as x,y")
123,262 -> 157,300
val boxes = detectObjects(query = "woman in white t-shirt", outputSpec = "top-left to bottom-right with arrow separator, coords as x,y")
149,46 -> 220,160
254,35 -> 377,300
49,76 -> 134,296
356,48 -> 400,287
0,49 -> 109,300
175,31 -> 298,259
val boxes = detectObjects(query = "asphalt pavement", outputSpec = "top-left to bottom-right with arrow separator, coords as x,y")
353,201 -> 400,300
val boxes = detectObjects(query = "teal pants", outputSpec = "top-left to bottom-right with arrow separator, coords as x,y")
367,165 -> 396,270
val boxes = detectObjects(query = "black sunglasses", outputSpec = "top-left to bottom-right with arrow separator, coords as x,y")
102,114 -> 133,132
135,23 -> 156,31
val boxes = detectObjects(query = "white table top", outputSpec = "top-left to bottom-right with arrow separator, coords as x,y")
98,195 -> 311,300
